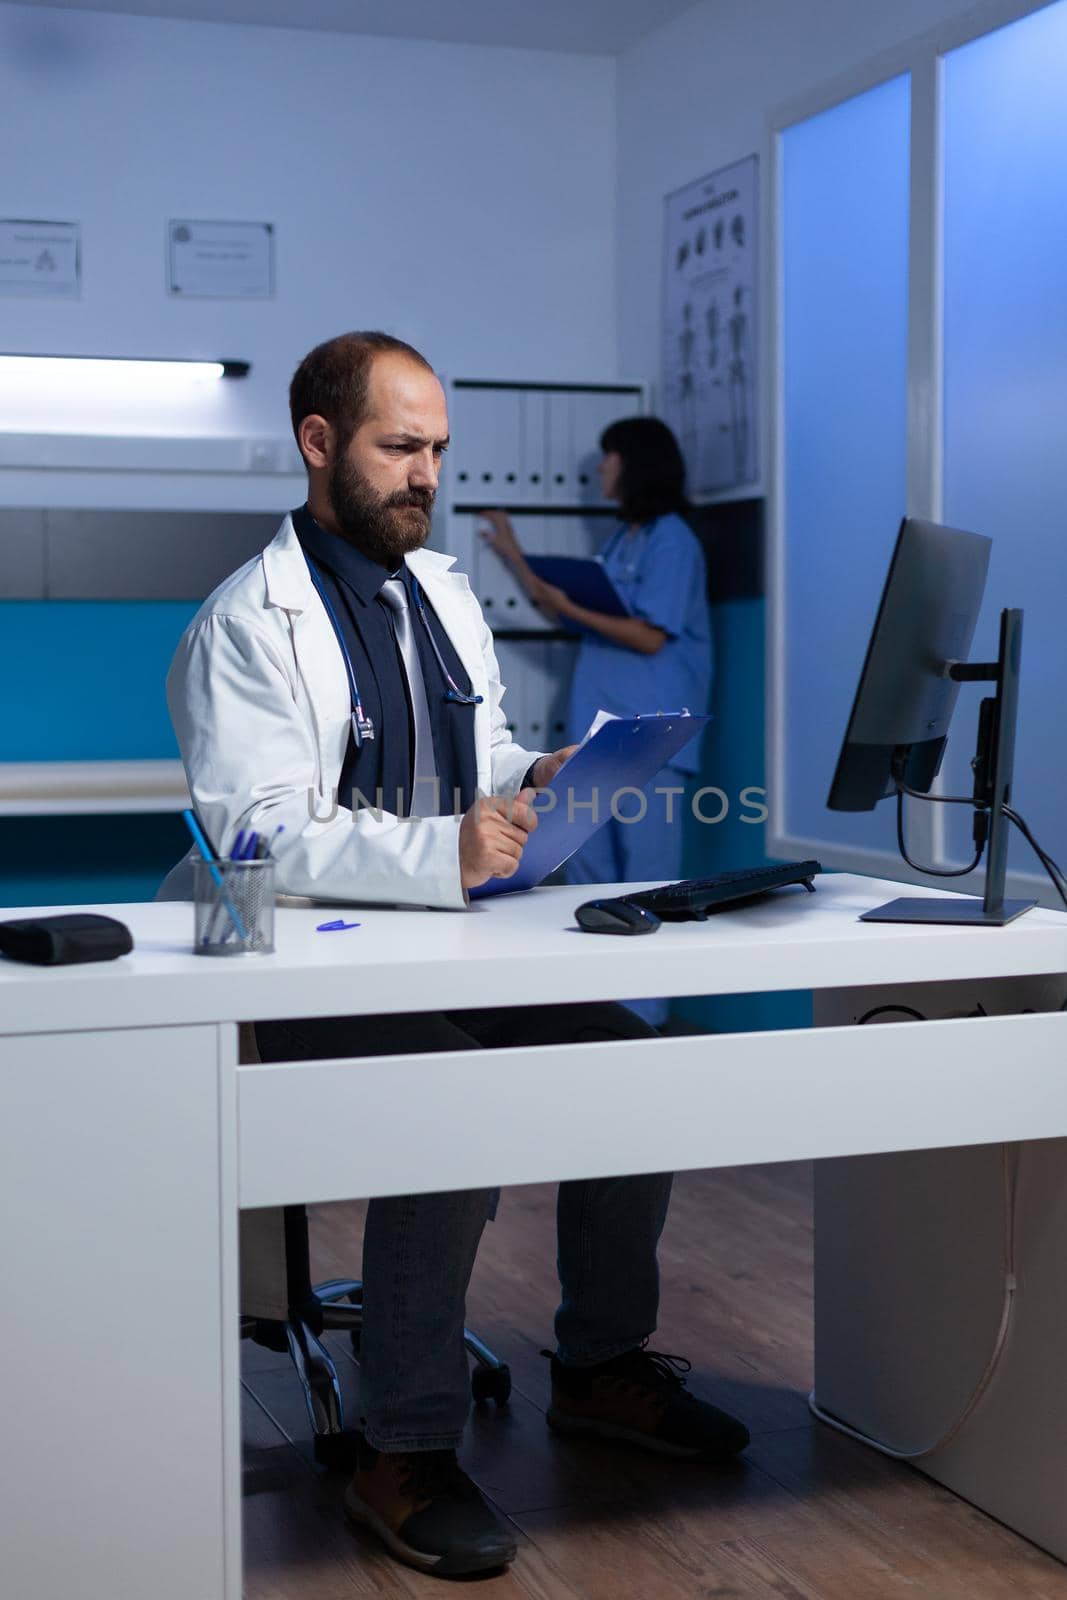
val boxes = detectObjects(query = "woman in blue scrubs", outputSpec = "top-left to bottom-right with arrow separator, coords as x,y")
482,417 -> 712,1024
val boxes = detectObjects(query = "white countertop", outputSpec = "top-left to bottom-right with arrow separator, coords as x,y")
3,875 -> 1067,1036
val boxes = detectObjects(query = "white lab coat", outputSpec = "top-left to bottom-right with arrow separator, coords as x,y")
161,514 -> 540,908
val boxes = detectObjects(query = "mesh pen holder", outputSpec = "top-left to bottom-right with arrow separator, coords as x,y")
192,857 -> 275,955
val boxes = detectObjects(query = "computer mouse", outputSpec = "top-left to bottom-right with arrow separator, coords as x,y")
574,898 -> 662,935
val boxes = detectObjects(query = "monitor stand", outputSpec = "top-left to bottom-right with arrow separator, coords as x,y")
862,608 -> 1037,928
860,895 -> 1035,926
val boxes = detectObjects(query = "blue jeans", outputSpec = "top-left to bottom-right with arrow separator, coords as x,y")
255,1003 -> 673,1452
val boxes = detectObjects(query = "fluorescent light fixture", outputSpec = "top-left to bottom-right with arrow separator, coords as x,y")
0,354 -> 251,388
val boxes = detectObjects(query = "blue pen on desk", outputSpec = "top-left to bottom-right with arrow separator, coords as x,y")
182,809 -> 249,942
316,919 -> 360,932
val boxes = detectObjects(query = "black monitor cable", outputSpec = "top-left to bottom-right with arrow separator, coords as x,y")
895,784 -> 1067,909
894,784 -> 987,878
1001,804 -> 1067,910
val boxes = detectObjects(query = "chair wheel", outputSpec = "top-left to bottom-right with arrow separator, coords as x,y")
471,1363 -> 511,1405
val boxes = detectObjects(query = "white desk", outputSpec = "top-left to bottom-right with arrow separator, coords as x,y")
3,875 -> 1067,1600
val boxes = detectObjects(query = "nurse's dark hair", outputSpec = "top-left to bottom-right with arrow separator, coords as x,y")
599,415 -> 689,524
289,331 -> 434,463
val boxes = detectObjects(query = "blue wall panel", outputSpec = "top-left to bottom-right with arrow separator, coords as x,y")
0,814 -> 188,908
0,600 -> 197,761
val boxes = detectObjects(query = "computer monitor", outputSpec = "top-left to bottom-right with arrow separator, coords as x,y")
827,515 -> 1035,926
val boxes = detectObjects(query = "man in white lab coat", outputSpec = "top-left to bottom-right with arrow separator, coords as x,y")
166,332 -> 749,1580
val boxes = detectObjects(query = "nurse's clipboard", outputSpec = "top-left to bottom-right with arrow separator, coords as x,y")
470,710 -> 710,899
525,555 -> 630,620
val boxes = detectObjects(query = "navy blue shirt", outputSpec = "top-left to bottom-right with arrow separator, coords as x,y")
292,505 -> 478,818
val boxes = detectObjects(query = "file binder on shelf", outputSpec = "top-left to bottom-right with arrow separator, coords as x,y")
470,711 -> 710,899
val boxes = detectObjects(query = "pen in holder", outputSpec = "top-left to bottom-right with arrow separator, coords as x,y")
192,857 -> 275,955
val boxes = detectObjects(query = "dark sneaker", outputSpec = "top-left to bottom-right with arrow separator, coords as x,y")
343,1437 -> 517,1577
546,1343 -> 750,1461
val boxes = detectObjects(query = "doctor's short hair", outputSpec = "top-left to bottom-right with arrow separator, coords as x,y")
600,415 -> 689,525
289,331 -> 434,462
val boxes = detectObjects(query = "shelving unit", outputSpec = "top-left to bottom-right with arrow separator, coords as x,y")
443,378 -> 645,747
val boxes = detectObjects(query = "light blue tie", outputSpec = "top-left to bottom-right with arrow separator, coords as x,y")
380,578 -> 439,818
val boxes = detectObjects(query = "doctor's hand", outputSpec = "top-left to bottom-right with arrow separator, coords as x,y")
459,788 -> 539,889
529,745 -> 579,788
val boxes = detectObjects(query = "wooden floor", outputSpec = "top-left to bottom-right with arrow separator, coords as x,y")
241,1164 -> 1067,1599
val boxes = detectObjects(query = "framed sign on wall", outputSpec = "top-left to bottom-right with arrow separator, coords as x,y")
167,219 -> 274,298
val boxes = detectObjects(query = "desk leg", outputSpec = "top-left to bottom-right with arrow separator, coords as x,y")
0,1022 -> 241,1600
813,974 -> 1067,1563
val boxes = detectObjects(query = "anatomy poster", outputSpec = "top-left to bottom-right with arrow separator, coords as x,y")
662,156 -> 758,495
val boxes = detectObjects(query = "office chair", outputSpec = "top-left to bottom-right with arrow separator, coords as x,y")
236,1024 -> 509,1469
240,1205 -> 512,1469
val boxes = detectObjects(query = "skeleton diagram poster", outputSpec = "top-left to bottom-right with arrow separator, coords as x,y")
662,156 -> 758,495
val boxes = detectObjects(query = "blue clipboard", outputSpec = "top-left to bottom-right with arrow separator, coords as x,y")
470,712 -> 711,899
525,555 -> 630,619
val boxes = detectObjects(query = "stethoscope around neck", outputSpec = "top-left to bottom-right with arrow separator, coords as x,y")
303,553 -> 483,748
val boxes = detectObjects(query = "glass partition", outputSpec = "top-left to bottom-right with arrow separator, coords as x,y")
940,0 -> 1067,870
779,74 -> 911,853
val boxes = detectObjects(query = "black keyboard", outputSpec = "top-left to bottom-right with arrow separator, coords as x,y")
623,860 -> 822,921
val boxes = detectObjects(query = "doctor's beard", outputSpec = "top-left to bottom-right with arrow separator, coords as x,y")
327,455 -> 435,569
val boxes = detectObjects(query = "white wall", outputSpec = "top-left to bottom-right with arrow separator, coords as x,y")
0,3 -> 617,509
616,0 -> 986,490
